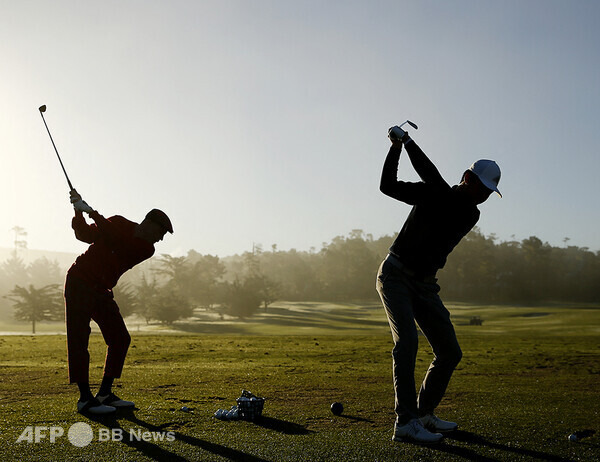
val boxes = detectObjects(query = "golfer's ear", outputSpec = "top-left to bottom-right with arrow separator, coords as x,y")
465,170 -> 479,184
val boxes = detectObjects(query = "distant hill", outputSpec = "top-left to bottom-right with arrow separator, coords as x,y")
0,247 -> 78,272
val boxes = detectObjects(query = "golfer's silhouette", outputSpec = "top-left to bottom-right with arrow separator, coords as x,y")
377,124 -> 501,443
65,191 -> 173,415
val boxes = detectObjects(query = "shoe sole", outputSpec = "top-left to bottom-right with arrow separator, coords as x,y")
88,409 -> 116,415
424,426 -> 458,433
95,397 -> 135,408
107,402 -> 135,408
97,399 -> 135,408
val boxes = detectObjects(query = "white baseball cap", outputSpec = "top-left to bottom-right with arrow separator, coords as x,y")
469,160 -> 501,197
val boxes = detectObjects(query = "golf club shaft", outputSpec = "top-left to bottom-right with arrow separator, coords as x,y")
39,111 -> 74,191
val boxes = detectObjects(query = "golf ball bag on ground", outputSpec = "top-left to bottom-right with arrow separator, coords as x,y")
236,389 -> 265,421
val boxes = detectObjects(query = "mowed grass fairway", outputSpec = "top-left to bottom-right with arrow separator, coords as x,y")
0,303 -> 599,461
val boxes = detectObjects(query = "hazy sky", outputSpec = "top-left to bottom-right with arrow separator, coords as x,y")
2,0 -> 599,258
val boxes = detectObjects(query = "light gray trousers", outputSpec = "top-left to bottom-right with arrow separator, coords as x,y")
376,256 -> 462,424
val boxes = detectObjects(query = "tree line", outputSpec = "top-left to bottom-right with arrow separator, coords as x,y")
221,228 -> 600,305
2,228 -> 599,331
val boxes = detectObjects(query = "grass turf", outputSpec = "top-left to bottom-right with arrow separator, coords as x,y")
0,302 -> 598,461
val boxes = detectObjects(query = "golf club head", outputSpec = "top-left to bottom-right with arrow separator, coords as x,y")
39,105 -> 47,113
399,120 -> 418,130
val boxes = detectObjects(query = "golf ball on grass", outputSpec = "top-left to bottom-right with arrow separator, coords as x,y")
330,402 -> 343,416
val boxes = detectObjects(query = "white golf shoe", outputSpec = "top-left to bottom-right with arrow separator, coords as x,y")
77,398 -> 116,415
96,392 -> 135,408
393,418 -> 443,443
419,414 -> 458,432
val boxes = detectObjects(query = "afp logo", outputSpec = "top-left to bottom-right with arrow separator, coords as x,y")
16,422 -> 175,447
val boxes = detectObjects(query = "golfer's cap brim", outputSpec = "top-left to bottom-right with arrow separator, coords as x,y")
481,179 -> 502,198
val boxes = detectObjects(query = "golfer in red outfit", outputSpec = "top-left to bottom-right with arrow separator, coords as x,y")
65,190 -> 172,414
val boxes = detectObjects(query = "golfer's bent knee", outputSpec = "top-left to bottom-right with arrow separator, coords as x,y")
121,332 -> 131,350
439,345 -> 462,369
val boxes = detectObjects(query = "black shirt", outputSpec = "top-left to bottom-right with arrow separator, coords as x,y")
380,140 -> 480,277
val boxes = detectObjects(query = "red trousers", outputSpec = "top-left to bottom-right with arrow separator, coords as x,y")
64,274 -> 131,383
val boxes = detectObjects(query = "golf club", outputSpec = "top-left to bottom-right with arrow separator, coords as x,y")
399,120 -> 418,130
38,104 -> 74,191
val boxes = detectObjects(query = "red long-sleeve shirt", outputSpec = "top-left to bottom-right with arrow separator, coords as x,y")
67,210 -> 155,290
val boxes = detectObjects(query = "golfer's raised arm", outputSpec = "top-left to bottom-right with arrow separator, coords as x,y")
404,138 -> 446,186
380,143 -> 424,204
380,143 -> 403,196
72,211 -> 98,244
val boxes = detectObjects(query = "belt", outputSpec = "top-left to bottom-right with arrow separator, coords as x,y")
385,253 -> 437,284
67,272 -> 113,295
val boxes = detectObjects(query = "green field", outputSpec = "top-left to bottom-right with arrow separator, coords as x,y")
0,302 -> 599,461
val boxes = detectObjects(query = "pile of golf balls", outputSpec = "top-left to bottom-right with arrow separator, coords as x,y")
214,406 -> 239,420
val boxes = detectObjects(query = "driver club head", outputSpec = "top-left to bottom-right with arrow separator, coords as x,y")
39,105 -> 47,113
399,120 -> 418,130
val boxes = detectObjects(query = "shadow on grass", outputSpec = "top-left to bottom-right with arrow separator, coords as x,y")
85,409 -> 270,462
252,416 -> 314,435
171,314 -> 388,335
165,304 -> 389,335
434,430 -> 577,462
339,414 -> 374,423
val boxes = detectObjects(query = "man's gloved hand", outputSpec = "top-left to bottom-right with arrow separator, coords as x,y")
69,189 -> 82,204
70,189 -> 94,214
73,200 -> 94,213
388,126 -> 407,142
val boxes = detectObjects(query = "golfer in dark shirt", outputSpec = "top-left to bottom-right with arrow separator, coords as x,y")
66,190 -> 173,415
377,124 -> 501,443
